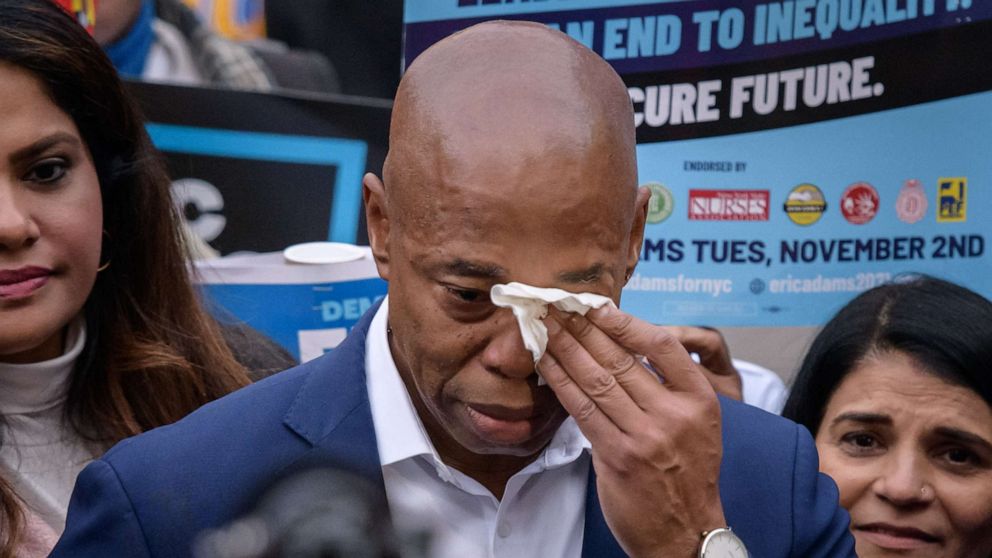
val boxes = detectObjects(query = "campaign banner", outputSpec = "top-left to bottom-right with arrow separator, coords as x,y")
195,251 -> 388,361
404,0 -> 991,328
128,81 -> 391,255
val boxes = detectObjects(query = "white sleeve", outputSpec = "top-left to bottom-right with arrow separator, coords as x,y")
733,358 -> 789,415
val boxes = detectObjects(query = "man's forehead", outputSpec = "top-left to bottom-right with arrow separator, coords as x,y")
395,168 -> 629,244
391,74 -> 611,200
397,109 -> 629,201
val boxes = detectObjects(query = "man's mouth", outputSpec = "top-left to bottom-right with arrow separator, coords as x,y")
463,403 -> 538,443
855,523 -> 942,550
467,403 -> 536,422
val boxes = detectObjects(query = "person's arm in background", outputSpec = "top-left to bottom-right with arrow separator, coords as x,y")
666,326 -> 789,414
734,358 -> 788,414
663,326 -> 743,401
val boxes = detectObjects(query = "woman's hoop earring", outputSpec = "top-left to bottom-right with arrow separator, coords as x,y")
97,230 -> 112,272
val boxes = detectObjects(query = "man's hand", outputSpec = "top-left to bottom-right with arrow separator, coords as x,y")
538,306 -> 726,558
662,326 -> 743,402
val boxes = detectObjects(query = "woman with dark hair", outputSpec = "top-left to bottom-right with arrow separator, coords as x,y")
783,275 -> 992,558
0,1 -> 256,555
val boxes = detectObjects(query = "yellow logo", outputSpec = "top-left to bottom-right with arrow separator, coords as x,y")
784,183 -> 827,226
937,177 -> 967,222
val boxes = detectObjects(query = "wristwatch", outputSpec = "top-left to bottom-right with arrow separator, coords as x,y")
698,527 -> 748,558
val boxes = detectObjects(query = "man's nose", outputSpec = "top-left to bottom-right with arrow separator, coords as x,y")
872,449 -> 935,507
479,308 -> 538,379
0,186 -> 39,252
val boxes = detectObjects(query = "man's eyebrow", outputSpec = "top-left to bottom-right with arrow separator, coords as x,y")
933,427 -> 992,453
439,259 -> 507,279
830,412 -> 892,427
557,263 -> 607,284
9,133 -> 82,164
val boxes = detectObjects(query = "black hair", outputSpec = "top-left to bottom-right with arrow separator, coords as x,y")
782,275 -> 992,435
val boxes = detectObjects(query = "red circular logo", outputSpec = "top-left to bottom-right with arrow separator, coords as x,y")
841,182 -> 879,225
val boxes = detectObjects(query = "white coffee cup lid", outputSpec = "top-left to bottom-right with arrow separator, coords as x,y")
283,242 -> 366,265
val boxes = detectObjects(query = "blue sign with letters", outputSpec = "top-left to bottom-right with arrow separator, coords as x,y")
404,0 -> 992,327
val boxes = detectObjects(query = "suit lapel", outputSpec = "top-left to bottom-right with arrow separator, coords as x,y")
582,465 -> 626,557
282,300 -> 384,481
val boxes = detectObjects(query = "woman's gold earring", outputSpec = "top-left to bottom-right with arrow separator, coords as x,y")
97,230 -> 111,272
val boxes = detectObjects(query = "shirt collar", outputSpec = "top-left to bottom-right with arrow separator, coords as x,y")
365,297 -> 439,467
0,316 -> 86,414
365,298 -> 590,477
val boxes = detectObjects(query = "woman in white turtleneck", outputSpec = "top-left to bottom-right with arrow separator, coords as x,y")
0,3 -> 253,556
0,320 -> 92,552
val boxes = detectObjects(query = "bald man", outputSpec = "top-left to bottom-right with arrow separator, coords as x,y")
53,22 -> 855,558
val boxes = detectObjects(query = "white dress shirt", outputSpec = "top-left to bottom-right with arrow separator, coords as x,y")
365,299 -> 592,558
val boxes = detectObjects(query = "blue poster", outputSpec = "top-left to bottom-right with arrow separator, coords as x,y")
195,253 -> 388,361
404,0 -> 991,327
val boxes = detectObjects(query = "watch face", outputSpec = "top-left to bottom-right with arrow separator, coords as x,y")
701,529 -> 748,558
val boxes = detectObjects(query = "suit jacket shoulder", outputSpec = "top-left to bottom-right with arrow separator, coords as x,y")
52,307 -> 382,558
719,398 -> 856,557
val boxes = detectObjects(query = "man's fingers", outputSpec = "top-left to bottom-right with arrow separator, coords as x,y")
542,312 -> 650,432
585,306 -> 711,394
537,351 -> 622,444
548,307 -> 666,412
661,325 -> 736,377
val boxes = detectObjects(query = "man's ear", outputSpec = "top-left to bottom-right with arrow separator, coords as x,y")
363,172 -> 390,281
624,186 -> 651,283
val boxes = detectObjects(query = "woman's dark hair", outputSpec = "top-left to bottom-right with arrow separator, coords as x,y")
783,275 -> 992,437
0,1 -> 250,553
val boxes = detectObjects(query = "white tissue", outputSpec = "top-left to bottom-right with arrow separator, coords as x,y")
490,282 -> 616,383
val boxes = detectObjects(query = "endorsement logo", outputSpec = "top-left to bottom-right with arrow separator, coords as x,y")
937,177 -> 967,222
896,179 -> 927,224
783,183 -> 826,226
840,182 -> 879,225
688,189 -> 769,221
644,182 -> 674,224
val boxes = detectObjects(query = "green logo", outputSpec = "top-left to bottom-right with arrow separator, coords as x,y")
645,182 -> 674,224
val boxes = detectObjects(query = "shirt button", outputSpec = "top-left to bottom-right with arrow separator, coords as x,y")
497,521 -> 512,538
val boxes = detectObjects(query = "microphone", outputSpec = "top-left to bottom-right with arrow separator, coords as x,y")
194,465 -> 430,558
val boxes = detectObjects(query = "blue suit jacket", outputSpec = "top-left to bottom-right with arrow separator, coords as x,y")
52,305 -> 855,557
